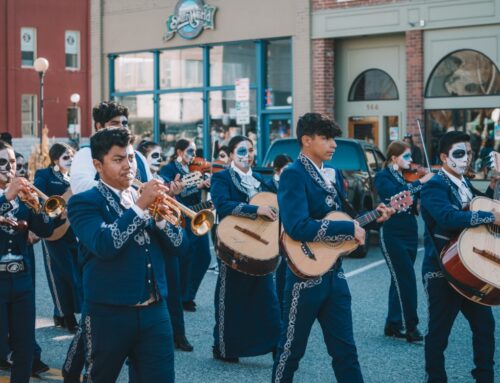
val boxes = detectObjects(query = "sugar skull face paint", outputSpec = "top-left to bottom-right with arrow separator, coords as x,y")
232,140 -> 254,171
182,145 -> 196,165
147,148 -> 162,172
396,150 -> 412,170
58,151 -> 73,171
447,142 -> 468,176
0,148 -> 16,183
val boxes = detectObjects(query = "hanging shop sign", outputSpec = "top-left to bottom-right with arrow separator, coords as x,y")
164,0 -> 217,41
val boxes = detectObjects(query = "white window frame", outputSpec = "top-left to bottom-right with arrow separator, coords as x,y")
21,94 -> 38,137
20,27 -> 37,68
65,30 -> 80,71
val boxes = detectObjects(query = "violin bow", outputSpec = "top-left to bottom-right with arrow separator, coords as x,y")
416,119 -> 432,170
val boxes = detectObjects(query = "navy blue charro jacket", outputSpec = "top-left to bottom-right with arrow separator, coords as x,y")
421,170 -> 495,273
67,181 -> 185,306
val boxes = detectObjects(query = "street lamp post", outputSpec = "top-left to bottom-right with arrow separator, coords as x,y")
69,93 -> 80,147
33,57 -> 49,146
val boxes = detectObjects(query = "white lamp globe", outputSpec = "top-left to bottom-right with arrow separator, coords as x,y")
70,93 -> 81,103
33,57 -> 49,73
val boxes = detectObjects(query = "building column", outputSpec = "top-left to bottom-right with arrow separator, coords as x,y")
406,30 -> 424,143
312,38 -> 335,118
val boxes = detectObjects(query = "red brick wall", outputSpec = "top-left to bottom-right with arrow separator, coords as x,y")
406,30 -> 424,143
313,0 -> 406,11
312,39 -> 335,118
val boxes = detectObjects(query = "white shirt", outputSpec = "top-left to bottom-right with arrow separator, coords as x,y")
230,162 -> 260,196
303,154 -> 336,186
70,147 -> 153,195
442,167 -> 473,205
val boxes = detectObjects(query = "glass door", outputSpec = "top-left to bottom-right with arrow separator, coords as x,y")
263,113 -> 292,164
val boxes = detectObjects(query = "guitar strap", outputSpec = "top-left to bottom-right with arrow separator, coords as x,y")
331,182 -> 357,219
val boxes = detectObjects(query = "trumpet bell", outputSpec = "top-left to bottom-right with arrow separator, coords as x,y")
44,195 -> 66,218
191,209 -> 215,236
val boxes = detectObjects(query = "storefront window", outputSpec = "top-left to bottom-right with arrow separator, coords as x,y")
160,48 -> 203,89
426,50 -> 500,97
266,39 -> 292,107
210,43 -> 256,86
426,108 -> 498,179
159,92 -> 203,158
348,69 -> 399,101
115,94 -> 154,142
114,53 -> 154,92
209,90 -> 257,160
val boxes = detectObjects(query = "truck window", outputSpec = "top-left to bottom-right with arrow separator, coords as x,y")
365,150 -> 378,172
373,149 -> 386,170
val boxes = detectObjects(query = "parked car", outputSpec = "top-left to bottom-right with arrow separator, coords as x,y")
257,137 -> 386,257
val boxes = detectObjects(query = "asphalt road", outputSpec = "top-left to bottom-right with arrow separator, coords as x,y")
1,222 -> 499,382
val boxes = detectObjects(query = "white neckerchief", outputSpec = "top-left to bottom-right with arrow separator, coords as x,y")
176,158 -> 190,174
302,154 -> 336,186
101,181 -> 137,209
442,167 -> 473,204
230,162 -> 260,195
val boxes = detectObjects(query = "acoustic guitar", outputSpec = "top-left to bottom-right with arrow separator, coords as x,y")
440,151 -> 500,306
216,192 -> 279,276
281,191 -> 413,279
45,189 -> 72,241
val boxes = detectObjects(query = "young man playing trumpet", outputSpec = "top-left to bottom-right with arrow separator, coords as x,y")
67,128 -> 183,382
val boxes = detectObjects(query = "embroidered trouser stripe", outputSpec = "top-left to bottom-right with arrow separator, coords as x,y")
63,322 -> 84,374
42,240 -> 63,316
217,263 -> 227,357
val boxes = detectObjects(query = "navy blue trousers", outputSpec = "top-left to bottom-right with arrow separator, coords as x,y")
423,273 -> 495,383
0,272 -> 35,383
42,238 -> 82,317
275,256 -> 286,311
164,255 -> 186,337
181,227 -> 211,303
380,225 -> 419,331
81,300 -> 174,383
272,265 -> 363,383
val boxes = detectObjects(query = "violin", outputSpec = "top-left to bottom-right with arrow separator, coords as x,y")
402,164 -> 441,183
0,216 -> 28,232
189,157 -> 227,174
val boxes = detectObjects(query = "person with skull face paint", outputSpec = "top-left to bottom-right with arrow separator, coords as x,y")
34,143 -> 82,334
137,140 -> 193,352
0,140 -> 57,383
374,141 -> 433,343
210,135 -> 281,363
160,139 -> 212,316
420,131 -> 500,383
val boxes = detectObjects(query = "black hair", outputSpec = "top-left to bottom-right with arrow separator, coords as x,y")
15,153 -> 24,160
136,140 -> 160,157
484,137 -> 494,148
169,139 -> 192,161
49,142 -> 74,166
296,113 -> 342,147
92,100 -> 129,128
0,139 -> 13,151
273,154 -> 293,171
219,145 -> 230,156
228,135 -> 252,154
195,148 -> 204,158
438,131 -> 470,155
91,127 -> 132,162
0,132 -> 13,145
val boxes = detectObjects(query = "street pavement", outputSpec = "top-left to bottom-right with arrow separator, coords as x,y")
1,222 -> 499,382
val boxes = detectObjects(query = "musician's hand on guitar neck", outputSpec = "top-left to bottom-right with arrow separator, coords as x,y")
375,203 -> 395,223
168,174 -> 183,196
489,174 -> 500,190
257,206 -> 277,221
354,221 -> 366,245
492,210 -> 500,225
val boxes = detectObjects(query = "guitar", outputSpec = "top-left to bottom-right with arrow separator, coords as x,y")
181,171 -> 204,188
216,192 -> 280,276
281,191 -> 413,279
439,151 -> 500,306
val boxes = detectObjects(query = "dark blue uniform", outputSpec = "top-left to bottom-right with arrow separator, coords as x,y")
67,180 -> 183,382
160,161 -> 211,305
0,193 -> 54,383
211,167 -> 281,358
34,167 -> 82,319
272,153 -> 363,383
374,167 -> 422,334
421,170 -> 495,383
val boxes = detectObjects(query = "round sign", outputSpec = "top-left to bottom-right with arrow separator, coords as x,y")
175,0 -> 205,40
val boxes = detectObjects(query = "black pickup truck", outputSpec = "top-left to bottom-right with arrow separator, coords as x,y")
257,137 -> 386,257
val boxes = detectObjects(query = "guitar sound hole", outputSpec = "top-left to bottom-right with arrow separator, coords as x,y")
486,224 -> 500,237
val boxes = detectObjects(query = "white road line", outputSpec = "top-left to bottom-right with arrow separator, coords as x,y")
345,247 -> 424,278
35,317 -> 53,329
52,335 -> 74,341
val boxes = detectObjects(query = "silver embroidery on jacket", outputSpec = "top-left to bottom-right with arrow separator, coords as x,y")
470,211 -> 495,226
231,202 -> 257,219
162,224 -> 183,247
312,220 -> 354,243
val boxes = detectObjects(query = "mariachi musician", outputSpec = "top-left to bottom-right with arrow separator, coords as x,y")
374,141 -> 433,342
210,135 -> 280,363
160,139 -> 211,312
420,131 -> 499,383
34,143 -> 81,333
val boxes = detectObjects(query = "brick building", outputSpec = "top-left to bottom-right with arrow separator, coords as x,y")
92,0 -> 500,163
0,0 -> 90,156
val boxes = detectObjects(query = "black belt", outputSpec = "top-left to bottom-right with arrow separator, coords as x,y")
0,260 -> 26,273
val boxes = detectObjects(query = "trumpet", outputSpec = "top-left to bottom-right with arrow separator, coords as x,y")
19,183 -> 66,218
133,180 -> 214,236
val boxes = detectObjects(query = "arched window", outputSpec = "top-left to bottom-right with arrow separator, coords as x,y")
425,49 -> 500,97
348,69 -> 399,101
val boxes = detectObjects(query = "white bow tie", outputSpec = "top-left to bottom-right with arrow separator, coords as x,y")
120,189 -> 135,209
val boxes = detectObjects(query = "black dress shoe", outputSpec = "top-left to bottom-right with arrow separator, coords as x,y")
406,328 -> 423,343
54,315 -> 65,328
64,314 -> 79,334
174,334 -> 194,352
182,300 -> 196,312
0,358 -> 11,371
384,324 -> 406,339
31,359 -> 50,376
212,347 -> 239,363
